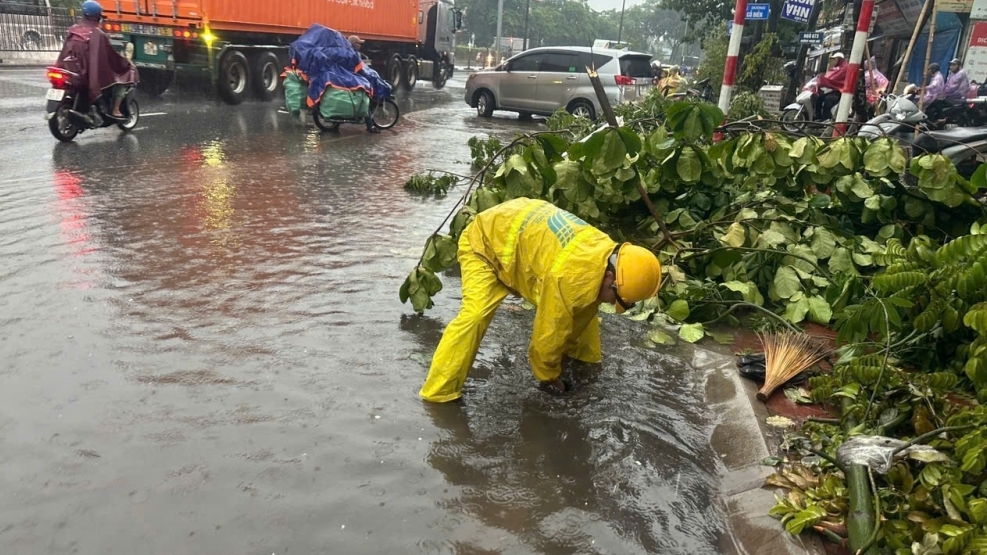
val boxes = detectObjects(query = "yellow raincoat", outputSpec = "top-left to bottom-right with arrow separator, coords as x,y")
420,198 -> 617,403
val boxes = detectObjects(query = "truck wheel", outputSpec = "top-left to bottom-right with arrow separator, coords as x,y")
218,50 -> 250,105
431,62 -> 448,90
251,51 -> 281,101
139,68 -> 174,96
386,55 -> 403,88
402,58 -> 418,91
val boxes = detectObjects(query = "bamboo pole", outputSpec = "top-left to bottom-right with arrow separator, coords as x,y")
890,0 -> 934,95
917,0 -> 940,112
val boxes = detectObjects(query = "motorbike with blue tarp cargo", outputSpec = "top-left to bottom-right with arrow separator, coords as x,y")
283,24 -> 399,132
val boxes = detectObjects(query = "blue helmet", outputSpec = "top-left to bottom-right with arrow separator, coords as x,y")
81,1 -> 102,19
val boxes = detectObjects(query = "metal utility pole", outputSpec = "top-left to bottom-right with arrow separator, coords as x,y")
618,0 -> 627,43
495,0 -> 504,64
718,0 -> 750,113
833,0 -> 875,135
522,0 -> 531,50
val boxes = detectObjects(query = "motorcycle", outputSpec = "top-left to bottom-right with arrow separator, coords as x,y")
781,76 -> 840,131
857,93 -> 926,141
44,65 -> 139,142
913,126 -> 987,179
312,92 -> 400,132
666,78 -> 715,103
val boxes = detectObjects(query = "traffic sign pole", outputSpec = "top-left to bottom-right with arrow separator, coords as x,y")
834,0 -> 875,135
718,0 -> 749,114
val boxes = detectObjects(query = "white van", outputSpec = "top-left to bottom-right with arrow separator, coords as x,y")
0,0 -> 64,51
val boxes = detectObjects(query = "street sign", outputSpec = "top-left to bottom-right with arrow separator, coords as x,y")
781,0 -> 813,23
798,31 -> 824,45
745,3 -> 770,20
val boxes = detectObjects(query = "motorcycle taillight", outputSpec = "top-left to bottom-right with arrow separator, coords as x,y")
47,70 -> 68,88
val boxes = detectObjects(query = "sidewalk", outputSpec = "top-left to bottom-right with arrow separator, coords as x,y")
0,51 -> 58,67
694,334 -> 828,555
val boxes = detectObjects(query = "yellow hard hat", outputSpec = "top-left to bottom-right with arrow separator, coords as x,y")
610,243 -> 662,314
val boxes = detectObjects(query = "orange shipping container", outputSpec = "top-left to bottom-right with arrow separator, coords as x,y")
110,0 -> 419,41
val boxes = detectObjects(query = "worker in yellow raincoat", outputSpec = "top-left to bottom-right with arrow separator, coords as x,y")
420,198 -> 663,403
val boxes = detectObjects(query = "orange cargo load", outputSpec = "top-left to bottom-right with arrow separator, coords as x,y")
109,0 -> 419,41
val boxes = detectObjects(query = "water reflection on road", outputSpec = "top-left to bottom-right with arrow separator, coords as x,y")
0,70 -> 727,554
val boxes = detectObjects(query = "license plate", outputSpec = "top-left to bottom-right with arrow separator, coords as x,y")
45,88 -> 65,101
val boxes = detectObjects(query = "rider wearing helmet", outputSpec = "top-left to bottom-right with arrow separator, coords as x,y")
55,1 -> 138,120
419,198 -> 664,402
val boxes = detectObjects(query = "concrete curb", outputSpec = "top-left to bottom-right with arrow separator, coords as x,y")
695,344 -> 826,555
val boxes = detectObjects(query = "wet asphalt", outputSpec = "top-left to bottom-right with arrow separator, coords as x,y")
0,67 -> 727,554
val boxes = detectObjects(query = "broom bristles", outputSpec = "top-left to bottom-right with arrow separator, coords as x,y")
755,331 -> 831,402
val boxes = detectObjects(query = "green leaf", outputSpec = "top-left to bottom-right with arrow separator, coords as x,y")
617,126 -> 642,155
807,296 -> 833,324
810,228 -> 837,259
774,266 -> 802,299
784,505 -> 826,535
649,328 -> 676,345
707,330 -> 735,345
666,299 -> 690,321
963,303 -> 987,334
863,140 -> 891,175
829,247 -> 855,273
784,296 -> 810,323
759,229 -> 788,247
676,147 -> 702,183
850,174 -> 875,199
864,194 -> 882,211
593,130 -> 627,175
678,323 -> 705,343
720,222 -> 747,248
722,280 -> 765,306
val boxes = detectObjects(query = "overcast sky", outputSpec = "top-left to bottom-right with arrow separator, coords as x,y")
586,0 -> 645,12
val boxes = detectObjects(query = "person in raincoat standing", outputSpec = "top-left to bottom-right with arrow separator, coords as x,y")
419,198 -> 663,403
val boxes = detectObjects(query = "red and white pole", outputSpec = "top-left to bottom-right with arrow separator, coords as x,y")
833,0 -> 875,136
718,0 -> 749,114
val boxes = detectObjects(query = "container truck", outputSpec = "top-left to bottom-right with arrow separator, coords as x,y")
100,0 -> 461,104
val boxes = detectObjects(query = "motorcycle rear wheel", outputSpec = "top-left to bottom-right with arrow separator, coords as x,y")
371,98 -> 400,130
48,103 -> 79,142
117,98 -> 140,131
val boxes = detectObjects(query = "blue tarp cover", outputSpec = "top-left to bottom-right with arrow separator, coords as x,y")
289,24 -> 391,107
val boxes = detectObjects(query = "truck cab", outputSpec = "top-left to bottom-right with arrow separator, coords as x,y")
417,0 -> 460,78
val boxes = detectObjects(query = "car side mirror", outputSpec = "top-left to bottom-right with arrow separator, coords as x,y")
454,10 -> 463,30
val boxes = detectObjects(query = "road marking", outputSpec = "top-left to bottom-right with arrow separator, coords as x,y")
140,112 -> 167,117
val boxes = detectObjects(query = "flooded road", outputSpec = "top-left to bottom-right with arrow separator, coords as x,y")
1,69 -> 728,554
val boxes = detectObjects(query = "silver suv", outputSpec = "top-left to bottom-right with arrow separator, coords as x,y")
464,46 -> 654,120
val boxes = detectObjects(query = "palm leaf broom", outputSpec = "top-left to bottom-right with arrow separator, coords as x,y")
756,331 -> 832,402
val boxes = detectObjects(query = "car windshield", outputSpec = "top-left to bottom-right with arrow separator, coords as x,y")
619,55 -> 653,78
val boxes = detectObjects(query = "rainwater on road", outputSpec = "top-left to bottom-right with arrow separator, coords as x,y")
1,68 -> 729,554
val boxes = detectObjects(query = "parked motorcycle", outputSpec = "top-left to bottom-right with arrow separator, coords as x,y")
44,65 -> 139,142
312,94 -> 400,132
857,93 -> 926,140
913,126 -> 987,179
